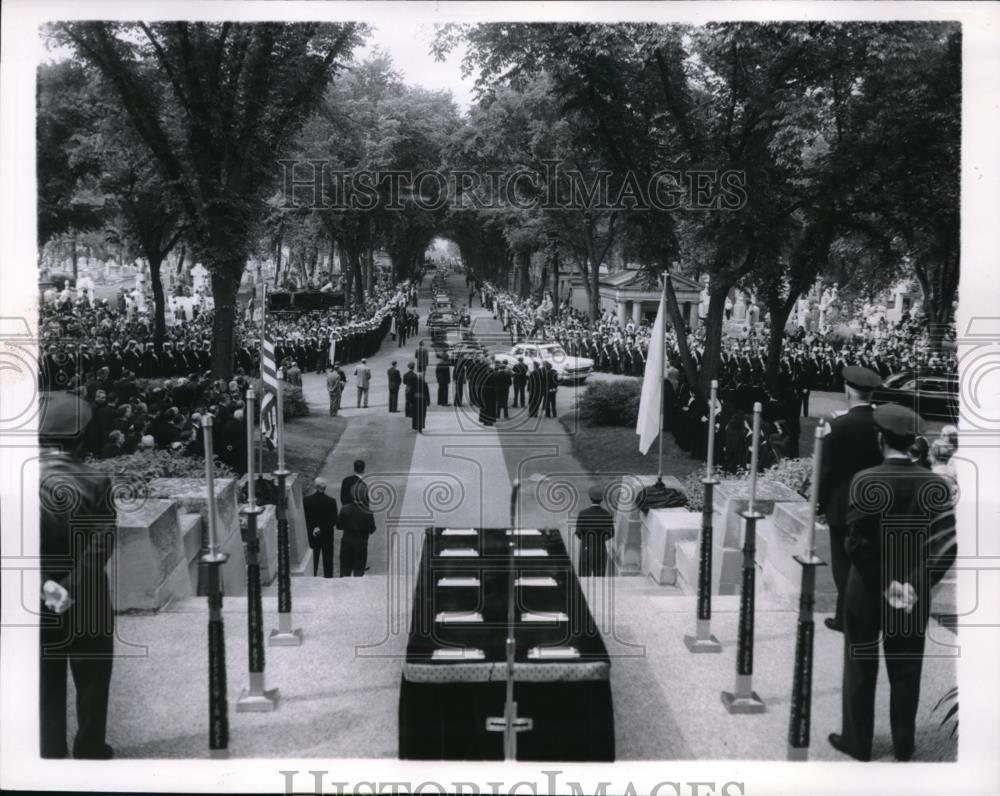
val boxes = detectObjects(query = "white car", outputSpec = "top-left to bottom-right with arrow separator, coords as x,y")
496,342 -> 594,382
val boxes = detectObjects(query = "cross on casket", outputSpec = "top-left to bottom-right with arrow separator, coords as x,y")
486,636 -> 533,760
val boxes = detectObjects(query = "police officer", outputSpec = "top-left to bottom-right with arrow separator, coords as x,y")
817,365 -> 883,632
39,392 -> 116,759
829,404 -> 956,762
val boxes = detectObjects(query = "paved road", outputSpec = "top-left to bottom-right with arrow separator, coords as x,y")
300,271 -> 598,578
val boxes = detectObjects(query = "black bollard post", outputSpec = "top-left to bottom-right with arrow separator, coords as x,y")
788,425 -> 828,760
722,402 -> 766,714
269,375 -> 302,646
685,379 -> 723,653
236,389 -> 279,711
201,416 -> 230,757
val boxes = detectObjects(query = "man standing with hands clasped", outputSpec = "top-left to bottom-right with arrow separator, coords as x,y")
39,392 -> 117,759
829,404 -> 956,763
303,477 -> 338,578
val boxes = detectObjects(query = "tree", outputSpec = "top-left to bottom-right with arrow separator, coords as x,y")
52,21 -> 367,378
36,60 -> 104,275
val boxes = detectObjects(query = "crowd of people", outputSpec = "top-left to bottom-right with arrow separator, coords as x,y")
37,275 -> 416,471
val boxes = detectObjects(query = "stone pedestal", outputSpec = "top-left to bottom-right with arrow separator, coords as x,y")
756,503 -> 836,612
283,473 -> 311,575
147,477 -> 245,596
641,507 -> 701,585
711,479 -> 806,595
609,475 -> 654,575
111,498 -> 192,611
244,504 -> 279,585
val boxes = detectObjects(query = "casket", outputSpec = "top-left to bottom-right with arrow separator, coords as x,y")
398,527 -> 615,761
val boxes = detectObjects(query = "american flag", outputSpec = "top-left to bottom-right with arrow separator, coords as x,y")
260,333 -> 278,449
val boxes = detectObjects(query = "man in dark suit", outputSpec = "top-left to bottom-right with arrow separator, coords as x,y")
38,392 -> 116,759
415,340 -> 429,374
543,361 -> 559,418
435,360 -> 451,406
387,361 -> 402,413
494,361 -> 512,419
337,496 -> 377,576
511,357 -> 528,408
829,404 -> 956,762
341,459 -> 368,507
574,485 -> 614,576
412,371 -> 431,432
402,362 -> 417,418
303,477 -> 338,578
453,355 -> 467,407
817,366 -> 883,632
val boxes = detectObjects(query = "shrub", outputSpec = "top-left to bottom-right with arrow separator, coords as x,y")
763,457 -> 814,499
249,378 -> 310,419
680,466 -> 747,512
578,380 -> 642,426
92,449 -> 236,483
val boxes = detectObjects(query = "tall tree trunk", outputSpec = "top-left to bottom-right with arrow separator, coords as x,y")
341,246 -> 352,312
70,234 -> 79,282
518,250 -> 531,299
765,293 -> 797,391
149,255 -> 167,351
552,251 -> 560,305
350,248 -> 365,305
273,235 -> 284,287
367,248 -> 375,292
210,268 -> 240,380
589,260 -> 600,321
176,244 -> 186,276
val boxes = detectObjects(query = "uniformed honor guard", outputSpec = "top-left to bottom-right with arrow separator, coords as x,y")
402,362 -> 417,418
39,392 -> 116,759
830,404 -> 956,762
817,365 -> 883,632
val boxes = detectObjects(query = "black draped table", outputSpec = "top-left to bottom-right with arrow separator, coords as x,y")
398,527 -> 615,761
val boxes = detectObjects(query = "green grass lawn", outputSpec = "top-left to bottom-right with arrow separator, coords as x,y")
558,412 -> 821,481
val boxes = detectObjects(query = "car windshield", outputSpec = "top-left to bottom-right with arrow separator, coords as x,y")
540,345 -> 567,359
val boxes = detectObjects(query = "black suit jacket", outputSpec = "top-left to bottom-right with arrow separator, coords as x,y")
846,458 -> 956,619
574,504 -> 614,576
40,453 -> 116,637
337,501 -> 376,540
341,474 -> 367,506
818,404 -> 882,526
303,491 -> 338,548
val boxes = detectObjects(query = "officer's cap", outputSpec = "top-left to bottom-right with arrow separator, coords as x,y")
873,403 -> 924,439
843,365 -> 881,391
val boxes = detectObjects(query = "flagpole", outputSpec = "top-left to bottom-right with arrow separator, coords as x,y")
656,275 -> 667,484
258,278 -> 266,480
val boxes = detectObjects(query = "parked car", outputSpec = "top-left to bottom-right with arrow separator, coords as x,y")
494,342 -> 594,382
434,329 -> 486,363
869,371 -> 959,422
427,310 -> 460,336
